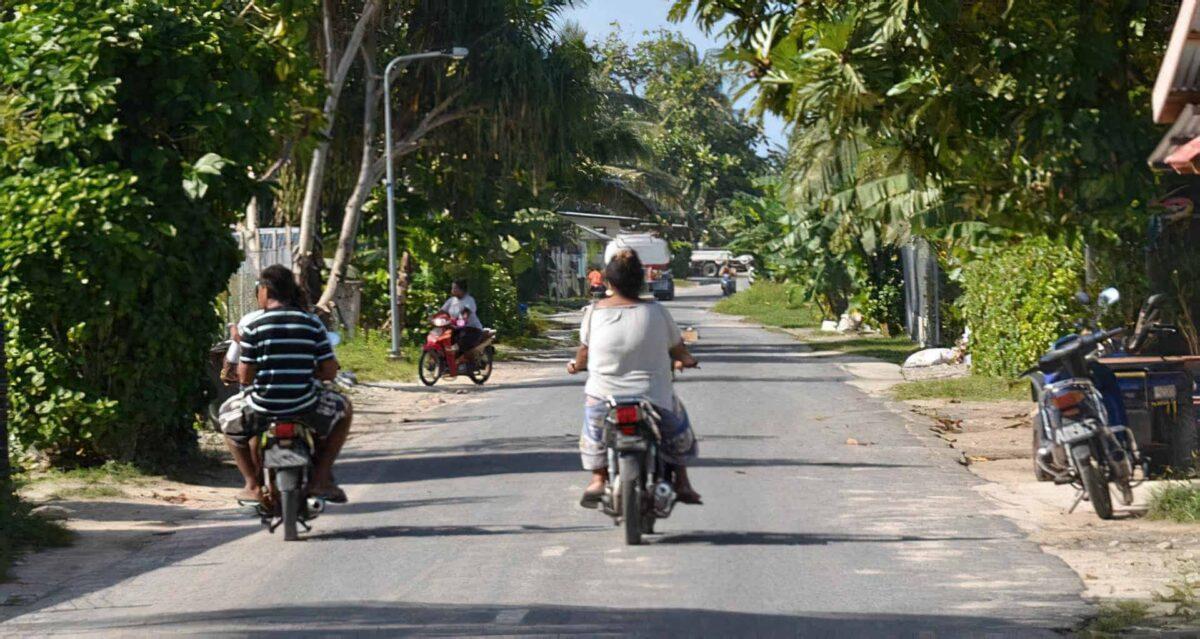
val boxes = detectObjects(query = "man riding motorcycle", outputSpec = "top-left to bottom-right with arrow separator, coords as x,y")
218,265 -> 353,504
437,279 -> 484,378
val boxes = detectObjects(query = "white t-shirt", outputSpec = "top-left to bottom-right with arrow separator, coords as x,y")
580,302 -> 682,409
224,309 -> 266,364
441,294 -> 483,330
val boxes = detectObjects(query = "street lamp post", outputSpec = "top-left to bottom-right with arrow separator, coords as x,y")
384,47 -> 468,359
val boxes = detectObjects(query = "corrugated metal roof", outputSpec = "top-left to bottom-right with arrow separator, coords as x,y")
1153,0 -> 1200,123
1149,104 -> 1200,171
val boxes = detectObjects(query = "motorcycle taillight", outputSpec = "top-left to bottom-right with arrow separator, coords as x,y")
273,422 -> 298,439
615,405 -> 640,424
1050,389 -> 1086,411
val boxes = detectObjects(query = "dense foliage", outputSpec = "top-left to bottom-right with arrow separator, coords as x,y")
962,239 -> 1083,378
0,1 -> 311,464
675,0 -> 1177,357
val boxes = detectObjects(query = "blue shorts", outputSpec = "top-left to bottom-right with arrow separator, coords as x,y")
579,395 -> 698,470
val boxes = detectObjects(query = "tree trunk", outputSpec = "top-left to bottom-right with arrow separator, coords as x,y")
294,0 -> 379,275
395,250 -> 412,339
317,44 -> 378,314
244,196 -> 261,273
0,315 -> 11,483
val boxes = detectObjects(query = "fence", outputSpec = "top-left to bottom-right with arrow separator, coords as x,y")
901,237 -> 941,348
223,227 -> 299,325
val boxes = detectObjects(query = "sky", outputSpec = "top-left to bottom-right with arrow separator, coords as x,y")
557,0 -> 790,154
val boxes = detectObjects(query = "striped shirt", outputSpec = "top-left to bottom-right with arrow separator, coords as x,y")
238,308 -> 335,415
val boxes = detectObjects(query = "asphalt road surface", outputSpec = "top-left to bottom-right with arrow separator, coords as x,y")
1,284 -> 1089,638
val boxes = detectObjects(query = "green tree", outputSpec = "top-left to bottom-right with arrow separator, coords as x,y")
0,0 -> 313,465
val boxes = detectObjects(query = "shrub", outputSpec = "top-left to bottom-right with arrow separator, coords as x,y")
0,1 -> 310,465
962,238 -> 1083,378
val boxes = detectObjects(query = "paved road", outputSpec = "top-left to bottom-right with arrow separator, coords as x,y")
1,285 -> 1089,637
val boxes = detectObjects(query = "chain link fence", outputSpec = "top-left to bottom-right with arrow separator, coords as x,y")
223,228 -> 299,325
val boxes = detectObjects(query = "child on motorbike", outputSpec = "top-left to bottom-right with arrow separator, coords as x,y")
566,249 -> 702,507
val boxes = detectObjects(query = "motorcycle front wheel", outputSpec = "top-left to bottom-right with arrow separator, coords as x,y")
1072,443 -> 1113,520
418,350 -> 443,387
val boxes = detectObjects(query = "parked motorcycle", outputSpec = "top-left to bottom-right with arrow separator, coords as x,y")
1027,288 -> 1140,520
419,311 -> 497,386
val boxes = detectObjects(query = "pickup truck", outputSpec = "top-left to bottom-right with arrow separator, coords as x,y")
691,249 -> 754,277
605,234 -> 675,301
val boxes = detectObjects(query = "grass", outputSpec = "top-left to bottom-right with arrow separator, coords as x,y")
337,330 -> 418,383
712,281 -> 824,328
1080,600 -> 1152,637
806,336 -> 919,366
893,375 -> 1028,402
0,490 -> 72,581
1147,482 -> 1200,523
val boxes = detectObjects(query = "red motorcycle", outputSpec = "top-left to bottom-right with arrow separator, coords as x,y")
419,311 -> 496,386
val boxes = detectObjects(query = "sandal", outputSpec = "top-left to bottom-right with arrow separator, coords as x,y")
675,487 -> 703,505
580,486 -> 604,509
308,485 -> 349,504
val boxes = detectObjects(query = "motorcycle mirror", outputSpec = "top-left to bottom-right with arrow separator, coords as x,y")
1098,287 -> 1120,307
1075,291 -> 1091,306
327,331 -> 342,347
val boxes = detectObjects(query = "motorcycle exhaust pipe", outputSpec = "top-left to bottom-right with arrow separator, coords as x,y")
653,481 -> 676,518
306,497 -> 326,516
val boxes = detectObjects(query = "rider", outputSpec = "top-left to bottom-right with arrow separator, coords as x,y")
586,267 -> 605,298
439,279 -> 484,377
567,249 -> 702,507
220,265 -> 353,504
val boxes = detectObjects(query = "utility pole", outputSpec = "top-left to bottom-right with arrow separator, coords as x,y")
383,47 -> 468,358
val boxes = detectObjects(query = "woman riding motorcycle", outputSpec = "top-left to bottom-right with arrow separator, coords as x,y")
437,279 -> 484,377
567,249 -> 702,507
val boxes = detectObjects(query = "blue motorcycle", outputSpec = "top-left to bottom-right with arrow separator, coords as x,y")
1027,288 -> 1139,520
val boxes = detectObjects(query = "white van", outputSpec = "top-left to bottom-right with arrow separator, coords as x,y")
604,233 -> 675,300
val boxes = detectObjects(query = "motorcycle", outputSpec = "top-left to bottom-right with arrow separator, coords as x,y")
720,273 -> 736,297
209,330 -> 350,542
1027,288 -> 1141,520
598,396 -> 679,545
419,311 -> 497,386
246,414 -> 327,541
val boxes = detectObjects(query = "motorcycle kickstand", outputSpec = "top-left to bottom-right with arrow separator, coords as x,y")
299,520 -> 312,533
1067,489 -> 1086,514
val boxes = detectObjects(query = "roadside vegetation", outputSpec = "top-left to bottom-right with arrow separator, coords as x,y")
1080,600 -> 1152,637
893,377 -> 1028,403
1147,483 -> 1200,523
0,491 -> 71,581
335,332 -> 418,384
713,282 -> 823,329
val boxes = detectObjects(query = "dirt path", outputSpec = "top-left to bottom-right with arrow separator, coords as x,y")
1,361 -> 557,610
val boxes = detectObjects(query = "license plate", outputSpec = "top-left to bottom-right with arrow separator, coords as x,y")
1058,422 -> 1092,443
1153,385 -> 1177,400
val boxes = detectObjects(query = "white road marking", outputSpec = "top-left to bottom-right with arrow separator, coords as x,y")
494,608 -> 529,625
541,546 -> 567,557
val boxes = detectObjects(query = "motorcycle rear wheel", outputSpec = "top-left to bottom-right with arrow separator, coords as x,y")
1072,444 -> 1113,520
418,350 -> 443,387
469,347 -> 494,385
276,468 -> 302,541
621,479 -> 642,545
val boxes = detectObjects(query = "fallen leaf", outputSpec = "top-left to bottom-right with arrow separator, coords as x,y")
967,455 -> 991,463
957,452 -> 970,466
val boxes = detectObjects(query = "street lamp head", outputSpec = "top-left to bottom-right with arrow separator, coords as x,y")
446,47 -> 469,60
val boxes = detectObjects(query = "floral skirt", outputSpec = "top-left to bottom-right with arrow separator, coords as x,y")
579,394 -> 698,470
